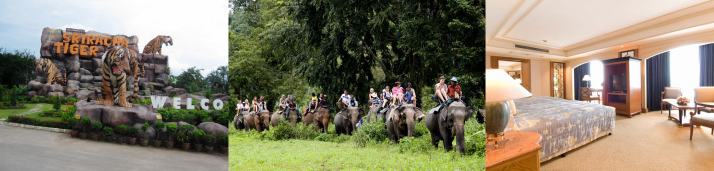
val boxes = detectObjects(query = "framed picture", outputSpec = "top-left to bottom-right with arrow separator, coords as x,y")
508,71 -> 516,77
619,49 -> 637,58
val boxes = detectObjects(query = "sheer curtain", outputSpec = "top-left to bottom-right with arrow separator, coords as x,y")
590,61 -> 604,89
670,45 -> 700,98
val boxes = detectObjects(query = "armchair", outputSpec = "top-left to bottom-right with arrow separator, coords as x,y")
661,87 -> 682,114
580,87 -> 600,104
690,87 -> 714,140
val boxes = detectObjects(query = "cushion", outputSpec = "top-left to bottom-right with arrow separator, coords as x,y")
692,114 -> 714,126
695,87 -> 714,102
664,87 -> 681,99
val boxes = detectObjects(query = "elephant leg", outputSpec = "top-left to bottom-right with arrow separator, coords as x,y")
430,132 -> 441,149
440,128 -> 454,152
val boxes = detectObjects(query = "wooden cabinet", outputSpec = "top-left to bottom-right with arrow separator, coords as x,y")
602,57 -> 642,117
486,132 -> 542,171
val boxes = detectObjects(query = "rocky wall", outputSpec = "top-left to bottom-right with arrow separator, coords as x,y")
29,27 -> 170,98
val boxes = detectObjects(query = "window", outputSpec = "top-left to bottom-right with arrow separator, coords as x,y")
590,61 -> 604,89
670,45 -> 700,98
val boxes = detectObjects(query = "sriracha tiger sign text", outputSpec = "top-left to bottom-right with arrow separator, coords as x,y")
53,32 -> 130,57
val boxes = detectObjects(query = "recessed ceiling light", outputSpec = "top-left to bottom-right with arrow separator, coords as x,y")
543,40 -> 547,43
620,45 -> 624,47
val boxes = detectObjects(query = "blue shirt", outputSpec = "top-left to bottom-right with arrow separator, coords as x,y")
404,92 -> 413,104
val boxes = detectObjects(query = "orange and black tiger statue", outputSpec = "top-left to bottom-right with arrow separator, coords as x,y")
98,47 -> 132,107
35,58 -> 67,86
127,49 -> 144,103
143,35 -> 172,55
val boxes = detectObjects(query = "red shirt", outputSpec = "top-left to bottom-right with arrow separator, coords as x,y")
447,84 -> 461,98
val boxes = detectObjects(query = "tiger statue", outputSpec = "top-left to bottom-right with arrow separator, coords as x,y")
35,58 -> 67,86
127,49 -> 145,103
98,47 -> 132,107
142,35 -> 173,55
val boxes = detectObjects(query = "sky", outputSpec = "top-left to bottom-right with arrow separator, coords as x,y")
0,0 -> 228,77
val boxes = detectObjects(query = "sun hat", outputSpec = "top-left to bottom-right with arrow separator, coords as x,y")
450,77 -> 458,82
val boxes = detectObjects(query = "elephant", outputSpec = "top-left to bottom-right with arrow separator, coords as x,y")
285,109 -> 302,127
270,111 -> 284,127
314,108 -> 330,133
365,106 -> 386,123
387,104 -> 425,143
244,110 -> 271,132
425,101 -> 473,154
303,110 -> 315,126
233,111 -> 248,130
334,107 -> 365,135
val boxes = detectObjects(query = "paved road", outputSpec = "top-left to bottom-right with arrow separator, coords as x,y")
0,124 -> 227,171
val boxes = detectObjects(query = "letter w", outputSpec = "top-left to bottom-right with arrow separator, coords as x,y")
151,96 -> 167,108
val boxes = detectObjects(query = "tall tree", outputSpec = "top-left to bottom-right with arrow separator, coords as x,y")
0,48 -> 36,87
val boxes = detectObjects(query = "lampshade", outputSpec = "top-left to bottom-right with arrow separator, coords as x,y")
582,75 -> 591,81
486,69 -> 532,103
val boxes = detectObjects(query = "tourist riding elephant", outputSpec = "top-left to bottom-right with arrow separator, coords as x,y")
244,110 -> 271,132
286,109 -> 301,127
314,108 -> 330,133
425,101 -> 473,154
387,104 -> 425,142
334,107 -> 365,135
233,111 -> 249,130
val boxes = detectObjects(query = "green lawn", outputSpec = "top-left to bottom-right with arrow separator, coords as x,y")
0,103 -> 67,121
0,103 -> 39,119
229,122 -> 485,170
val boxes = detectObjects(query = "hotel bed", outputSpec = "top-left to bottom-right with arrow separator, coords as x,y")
506,96 -> 616,162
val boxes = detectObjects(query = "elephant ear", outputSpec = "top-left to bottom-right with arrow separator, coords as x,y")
465,106 -> 474,121
415,107 -> 425,121
358,108 -> 365,118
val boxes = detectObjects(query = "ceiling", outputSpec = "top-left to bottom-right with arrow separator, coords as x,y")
486,0 -> 714,59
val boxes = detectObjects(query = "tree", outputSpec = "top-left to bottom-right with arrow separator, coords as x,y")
204,66 -> 229,95
0,48 -> 36,87
174,67 -> 204,94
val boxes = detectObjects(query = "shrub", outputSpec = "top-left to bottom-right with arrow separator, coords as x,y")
464,119 -> 485,156
141,122 -> 149,139
177,131 -> 189,143
166,123 -> 177,142
193,130 -> 205,144
91,121 -> 103,132
153,121 -> 166,141
117,124 -> 127,137
66,116 -> 78,129
128,126 -> 139,138
398,135 -> 434,154
51,95 -> 62,111
413,121 -> 430,137
205,134 -> 216,146
219,134 -> 228,146
104,127 -> 114,136
80,117 -> 91,133
314,133 -> 351,143
180,124 -> 195,132
202,117 -> 213,122
6,116 -> 70,129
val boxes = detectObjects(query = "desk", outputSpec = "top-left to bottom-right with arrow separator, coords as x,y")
486,131 -> 542,171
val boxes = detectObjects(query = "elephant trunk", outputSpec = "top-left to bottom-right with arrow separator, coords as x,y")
454,122 -> 466,155
407,116 -> 415,137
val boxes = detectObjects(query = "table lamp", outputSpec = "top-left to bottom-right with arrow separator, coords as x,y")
485,69 -> 532,148
582,75 -> 591,87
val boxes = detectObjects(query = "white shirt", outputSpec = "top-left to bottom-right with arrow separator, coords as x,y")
340,94 -> 351,103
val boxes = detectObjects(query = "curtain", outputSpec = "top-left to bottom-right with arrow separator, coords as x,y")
700,43 -> 714,86
573,63 -> 590,100
646,52 -> 670,111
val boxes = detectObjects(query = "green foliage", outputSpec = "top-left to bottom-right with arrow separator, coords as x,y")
205,134 -> 217,145
80,117 -> 91,133
313,133 -> 351,143
166,123 -> 177,142
351,120 -> 388,147
219,133 -> 228,146
175,67 -> 204,94
133,98 -> 152,105
464,119 -> 486,156
127,126 -> 138,138
398,135 -> 435,154
65,115 -> 78,128
0,48 -> 36,87
7,116 -> 71,129
192,129 -> 206,144
83,86 -> 89,89
177,131 -> 189,143
117,124 -> 127,136
51,95 -> 62,111
91,121 -> 102,131
153,121 -> 166,141
204,65 -> 229,95
180,124 -> 195,132
103,127 -> 114,136
141,122 -> 149,138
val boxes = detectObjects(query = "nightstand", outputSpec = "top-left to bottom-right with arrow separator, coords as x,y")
485,131 -> 542,171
